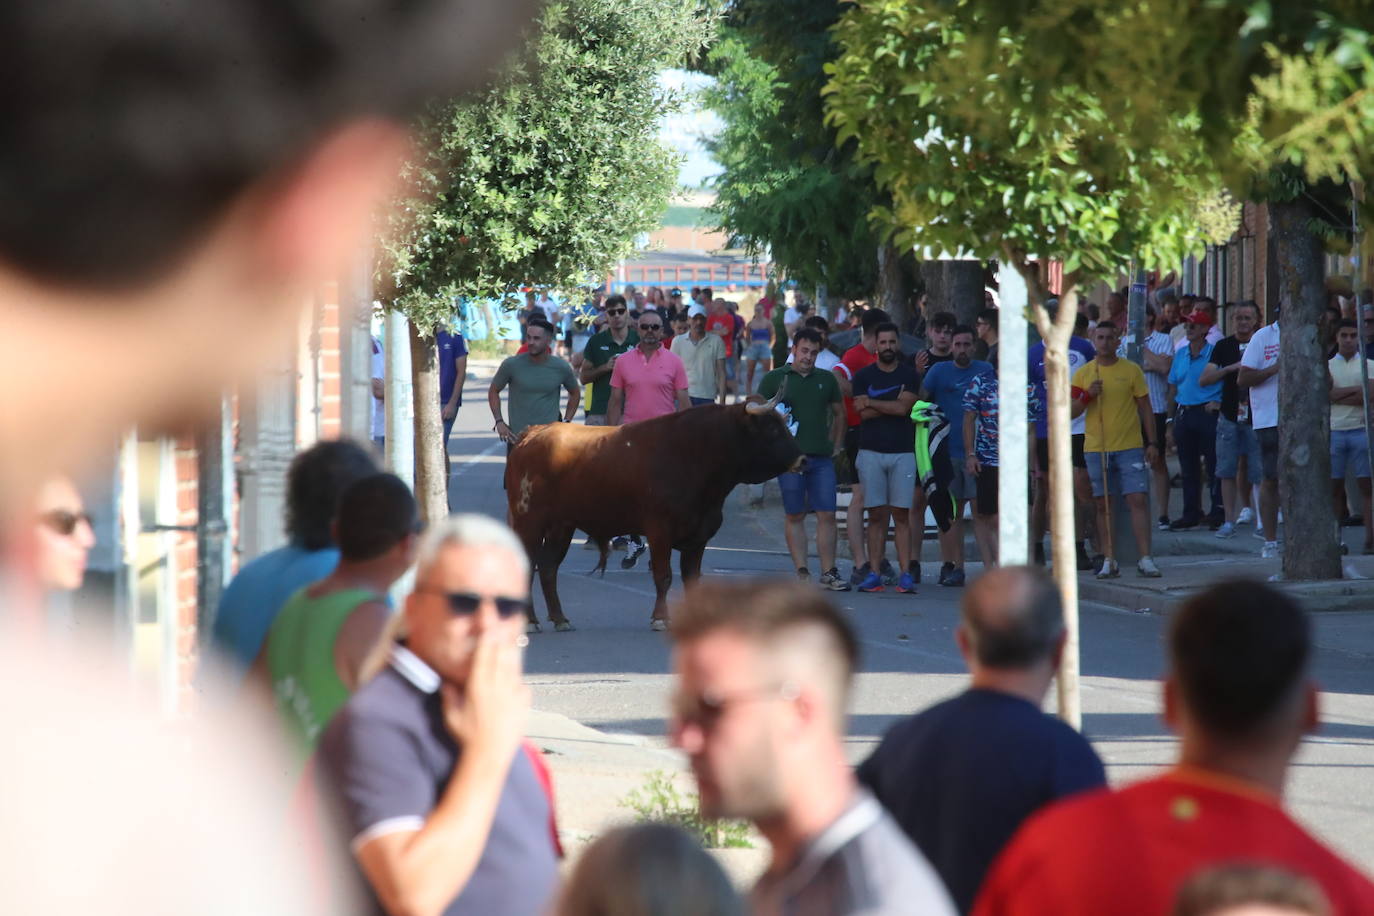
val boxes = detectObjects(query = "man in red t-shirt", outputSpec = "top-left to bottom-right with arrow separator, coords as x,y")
974,580 -> 1374,916
705,297 -> 736,399
835,309 -> 888,587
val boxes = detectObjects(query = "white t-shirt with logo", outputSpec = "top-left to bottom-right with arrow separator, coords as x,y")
1241,323 -> 1281,430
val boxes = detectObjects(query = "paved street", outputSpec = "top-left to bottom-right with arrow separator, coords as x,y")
451,359 -> 1374,872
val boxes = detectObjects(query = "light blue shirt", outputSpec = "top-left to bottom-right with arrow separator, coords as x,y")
210,544 -> 339,678
1168,342 -> 1223,406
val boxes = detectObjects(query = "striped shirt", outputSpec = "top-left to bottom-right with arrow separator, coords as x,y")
1143,331 -> 1173,413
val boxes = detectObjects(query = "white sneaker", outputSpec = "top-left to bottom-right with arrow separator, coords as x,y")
1137,555 -> 1162,578
1236,507 -> 1255,526
1262,541 -> 1280,559
1095,558 -> 1120,579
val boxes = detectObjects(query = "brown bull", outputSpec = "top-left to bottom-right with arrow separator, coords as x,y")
506,394 -> 802,631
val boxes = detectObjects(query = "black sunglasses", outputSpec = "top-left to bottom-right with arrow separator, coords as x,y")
640,323 -> 663,331
605,307 -> 627,315
40,509 -> 92,536
423,589 -> 530,619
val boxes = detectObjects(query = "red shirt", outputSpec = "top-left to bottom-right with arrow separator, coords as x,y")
705,313 -> 735,358
839,344 -> 878,427
973,768 -> 1374,916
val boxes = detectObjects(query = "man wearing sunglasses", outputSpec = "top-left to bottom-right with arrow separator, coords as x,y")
31,476 -> 96,596
317,514 -> 559,916
670,580 -> 956,916
579,294 -> 638,426
606,313 -> 691,427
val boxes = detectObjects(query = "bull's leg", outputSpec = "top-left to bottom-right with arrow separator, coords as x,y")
514,521 -> 546,635
647,535 -> 673,631
679,542 -> 707,587
538,526 -> 577,632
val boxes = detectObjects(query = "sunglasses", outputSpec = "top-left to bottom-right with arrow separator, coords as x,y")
640,323 -> 663,331
420,589 -> 531,619
40,509 -> 92,536
670,681 -> 799,730
605,308 -> 627,316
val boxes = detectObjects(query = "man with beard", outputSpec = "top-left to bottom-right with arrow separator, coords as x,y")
850,323 -> 921,593
488,319 -> 580,473
670,580 -> 956,916
918,326 -> 993,587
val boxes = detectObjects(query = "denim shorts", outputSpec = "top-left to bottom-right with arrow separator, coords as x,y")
779,455 -> 838,516
1215,416 -> 1262,479
855,450 -> 916,509
1084,447 -> 1149,497
744,341 -> 772,362
1331,427 -> 1371,479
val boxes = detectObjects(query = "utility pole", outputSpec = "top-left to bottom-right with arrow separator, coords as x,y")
1126,265 -> 1148,365
384,311 -> 415,489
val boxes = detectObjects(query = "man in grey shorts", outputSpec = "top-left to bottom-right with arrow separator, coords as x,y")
850,323 -> 921,594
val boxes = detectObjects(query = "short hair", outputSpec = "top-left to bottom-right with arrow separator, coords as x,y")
1173,864 -> 1331,916
1195,296 -> 1218,313
803,315 -> 829,332
604,294 -> 627,310
976,308 -> 999,330
951,324 -> 976,340
285,439 -> 379,550
701,286 -> 714,300
929,311 -> 958,332
1095,320 -> 1120,333
873,321 -> 900,339
1180,294 -> 1197,307
1232,299 -> 1261,319
860,309 -> 892,335
558,824 -> 743,916
335,473 -> 419,562
1086,304 -> 1101,321
416,513 -> 529,583
1170,580 -> 1310,741
671,580 -> 859,710
792,327 -> 824,349
525,317 -> 556,338
0,0 -> 534,287
1337,318 -> 1358,332
1074,313 -> 1089,335
960,567 -> 1064,668
1160,290 -> 1180,307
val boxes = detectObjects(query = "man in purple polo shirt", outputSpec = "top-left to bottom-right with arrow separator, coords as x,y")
606,310 -> 690,426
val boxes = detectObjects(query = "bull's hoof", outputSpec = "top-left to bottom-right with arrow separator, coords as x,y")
526,621 -> 542,635
554,620 -> 575,633
649,618 -> 669,632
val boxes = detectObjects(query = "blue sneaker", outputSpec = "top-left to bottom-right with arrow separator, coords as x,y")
896,572 -> 918,594
857,571 -> 885,592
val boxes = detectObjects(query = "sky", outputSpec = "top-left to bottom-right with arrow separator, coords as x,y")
658,69 -> 723,189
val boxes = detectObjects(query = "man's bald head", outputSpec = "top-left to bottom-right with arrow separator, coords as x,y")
960,567 -> 1064,669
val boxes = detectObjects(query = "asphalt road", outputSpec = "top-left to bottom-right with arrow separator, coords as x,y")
451,362 -> 1374,870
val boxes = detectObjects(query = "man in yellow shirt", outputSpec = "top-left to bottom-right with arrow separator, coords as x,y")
1071,323 -> 1163,579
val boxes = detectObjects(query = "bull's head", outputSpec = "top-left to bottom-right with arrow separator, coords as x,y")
738,379 -> 804,482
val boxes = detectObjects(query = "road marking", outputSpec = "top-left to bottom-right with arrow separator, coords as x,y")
451,440 -> 504,479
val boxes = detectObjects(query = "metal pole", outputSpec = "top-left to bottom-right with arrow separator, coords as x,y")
1126,265 -> 1148,365
195,396 -> 234,644
385,310 -> 415,489
997,262 -> 1028,565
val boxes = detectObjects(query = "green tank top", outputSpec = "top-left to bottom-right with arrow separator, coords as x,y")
266,586 -> 379,753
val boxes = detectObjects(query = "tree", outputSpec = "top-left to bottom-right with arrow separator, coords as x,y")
376,0 -> 712,521
699,0 -> 897,310
826,0 -> 1232,727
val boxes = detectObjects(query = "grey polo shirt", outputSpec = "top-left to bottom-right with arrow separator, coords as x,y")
316,645 -> 559,916
751,789 -> 957,916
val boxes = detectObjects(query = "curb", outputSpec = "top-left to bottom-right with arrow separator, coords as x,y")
1080,576 -> 1374,615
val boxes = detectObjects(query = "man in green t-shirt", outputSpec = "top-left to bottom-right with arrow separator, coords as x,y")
580,294 -> 639,425
488,318 -> 580,447
755,327 -> 848,592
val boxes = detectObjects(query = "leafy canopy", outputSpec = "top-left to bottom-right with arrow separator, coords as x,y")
379,0 -> 713,329
824,0 -> 1232,287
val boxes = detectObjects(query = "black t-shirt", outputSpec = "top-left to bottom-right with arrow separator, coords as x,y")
852,361 -> 922,453
911,348 -> 954,391
857,689 -> 1106,914
1210,335 -> 1251,423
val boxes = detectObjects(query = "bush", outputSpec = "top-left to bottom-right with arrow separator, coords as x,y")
620,770 -> 752,849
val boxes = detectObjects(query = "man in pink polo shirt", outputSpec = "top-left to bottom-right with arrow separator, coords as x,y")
607,310 -> 691,425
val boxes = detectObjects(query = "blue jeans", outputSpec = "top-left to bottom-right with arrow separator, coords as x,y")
1331,428 -> 1371,478
689,396 -> 715,406
779,455 -> 838,516
1215,416 -> 1261,479
1175,405 -> 1220,519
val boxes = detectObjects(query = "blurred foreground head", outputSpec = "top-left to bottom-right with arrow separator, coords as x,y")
0,0 -> 536,507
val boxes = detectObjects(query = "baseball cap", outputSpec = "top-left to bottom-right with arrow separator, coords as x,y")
1184,309 -> 1214,327
688,304 -> 707,318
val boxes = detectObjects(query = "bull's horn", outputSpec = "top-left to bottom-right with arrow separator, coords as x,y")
745,377 -> 788,414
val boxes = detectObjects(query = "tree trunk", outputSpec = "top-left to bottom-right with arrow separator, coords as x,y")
921,259 -> 984,326
1019,259 -> 1083,730
409,322 -> 449,525
1271,198 -> 1341,579
877,243 -> 911,328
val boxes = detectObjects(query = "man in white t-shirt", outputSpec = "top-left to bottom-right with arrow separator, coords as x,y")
1239,309 -> 1281,557
370,335 -> 386,449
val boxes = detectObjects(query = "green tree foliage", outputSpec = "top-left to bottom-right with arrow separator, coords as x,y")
700,1 -> 884,300
379,0 -> 713,328
376,0 -> 711,519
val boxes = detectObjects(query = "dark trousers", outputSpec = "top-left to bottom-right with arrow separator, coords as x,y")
1176,405 -> 1221,519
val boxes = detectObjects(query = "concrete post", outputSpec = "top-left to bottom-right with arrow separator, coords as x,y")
998,264 -> 1029,565
385,311 -> 415,489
